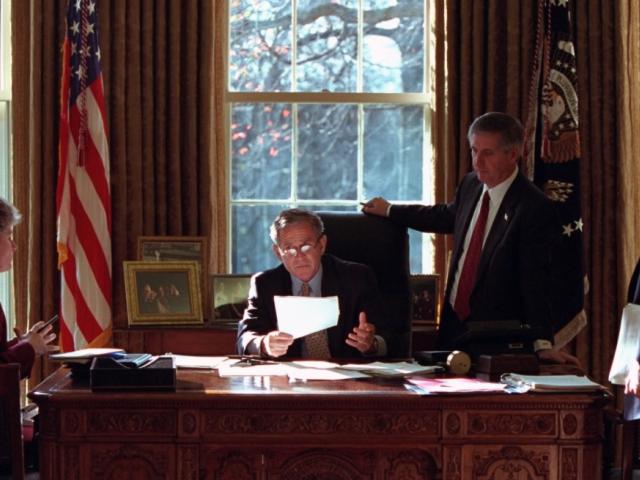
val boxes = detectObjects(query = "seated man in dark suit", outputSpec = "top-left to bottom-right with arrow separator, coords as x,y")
237,208 -> 388,359
363,112 -> 578,365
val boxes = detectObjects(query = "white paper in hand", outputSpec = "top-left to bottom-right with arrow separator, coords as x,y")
274,295 -> 339,338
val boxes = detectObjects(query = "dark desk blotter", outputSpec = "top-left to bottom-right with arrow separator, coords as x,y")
90,356 -> 176,391
474,354 -> 539,382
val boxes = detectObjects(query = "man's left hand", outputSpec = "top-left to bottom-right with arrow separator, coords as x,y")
536,348 -> 582,368
346,311 -> 376,353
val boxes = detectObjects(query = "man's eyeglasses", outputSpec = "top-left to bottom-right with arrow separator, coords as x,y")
278,236 -> 322,258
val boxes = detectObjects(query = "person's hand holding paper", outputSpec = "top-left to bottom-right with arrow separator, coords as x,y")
274,295 -> 339,338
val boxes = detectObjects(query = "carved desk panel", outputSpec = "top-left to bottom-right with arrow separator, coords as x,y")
30,369 -> 608,480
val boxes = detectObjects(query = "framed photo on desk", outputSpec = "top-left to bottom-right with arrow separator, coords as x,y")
124,261 -> 203,326
410,274 -> 439,325
138,236 -> 209,317
211,274 -> 251,327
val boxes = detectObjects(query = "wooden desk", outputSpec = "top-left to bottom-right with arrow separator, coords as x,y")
30,368 -> 608,479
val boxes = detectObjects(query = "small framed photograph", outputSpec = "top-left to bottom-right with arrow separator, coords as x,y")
211,274 -> 252,327
138,236 -> 208,316
410,274 -> 439,325
124,261 -> 203,326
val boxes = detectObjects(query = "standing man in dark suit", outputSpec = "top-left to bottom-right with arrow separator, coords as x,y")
362,112 -> 577,365
237,208 -> 388,359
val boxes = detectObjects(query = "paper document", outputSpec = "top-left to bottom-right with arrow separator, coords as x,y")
340,361 -> 443,378
408,377 -> 505,394
169,354 -> 228,369
609,303 -> 640,385
286,364 -> 370,381
50,348 -> 124,364
217,358 -> 290,377
501,373 -> 605,393
274,295 -> 339,338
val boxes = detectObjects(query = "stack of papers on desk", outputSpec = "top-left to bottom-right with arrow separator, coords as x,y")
500,373 -> 605,393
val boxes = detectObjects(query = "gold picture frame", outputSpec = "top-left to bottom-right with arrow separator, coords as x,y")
410,274 -> 439,325
211,274 -> 252,327
124,261 -> 203,326
137,236 -> 209,317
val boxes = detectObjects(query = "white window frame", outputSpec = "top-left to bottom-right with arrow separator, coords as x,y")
0,0 -> 12,336
223,0 -> 435,273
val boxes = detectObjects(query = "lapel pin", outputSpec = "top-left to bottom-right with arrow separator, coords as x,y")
504,213 -> 509,221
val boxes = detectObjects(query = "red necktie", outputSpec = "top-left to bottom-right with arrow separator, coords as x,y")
453,191 -> 490,321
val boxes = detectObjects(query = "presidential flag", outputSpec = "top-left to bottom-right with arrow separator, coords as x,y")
524,0 -> 586,347
57,0 -> 112,351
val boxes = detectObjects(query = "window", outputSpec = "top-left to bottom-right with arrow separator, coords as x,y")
0,0 -> 11,335
226,0 -> 434,274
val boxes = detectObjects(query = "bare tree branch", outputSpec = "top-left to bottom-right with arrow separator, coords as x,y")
233,3 -> 424,32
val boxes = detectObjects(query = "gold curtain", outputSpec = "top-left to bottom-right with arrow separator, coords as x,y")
11,0 -> 221,365
616,2 -> 640,310
11,1 -> 64,385
570,0 -> 620,381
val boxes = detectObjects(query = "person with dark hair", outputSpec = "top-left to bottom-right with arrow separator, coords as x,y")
363,112 -> 578,365
0,197 -> 57,379
237,208 -> 389,359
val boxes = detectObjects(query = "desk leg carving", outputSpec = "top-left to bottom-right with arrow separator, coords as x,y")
444,447 -> 462,480
178,445 -> 199,480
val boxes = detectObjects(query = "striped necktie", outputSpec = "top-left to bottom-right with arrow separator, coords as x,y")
300,283 -> 331,359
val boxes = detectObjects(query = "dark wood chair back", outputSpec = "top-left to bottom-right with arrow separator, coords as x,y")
0,363 -> 25,480
317,211 -> 411,358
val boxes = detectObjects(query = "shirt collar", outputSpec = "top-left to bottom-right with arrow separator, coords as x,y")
290,264 -> 323,296
484,165 -> 518,205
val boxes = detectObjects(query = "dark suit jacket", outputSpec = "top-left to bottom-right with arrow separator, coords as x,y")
0,303 -> 35,379
236,254 -> 387,359
390,171 -> 556,348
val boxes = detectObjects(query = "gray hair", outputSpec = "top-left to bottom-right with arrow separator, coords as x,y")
0,197 -> 21,232
269,208 -> 324,245
467,112 -> 524,153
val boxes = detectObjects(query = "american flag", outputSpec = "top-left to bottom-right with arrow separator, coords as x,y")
57,0 -> 112,351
